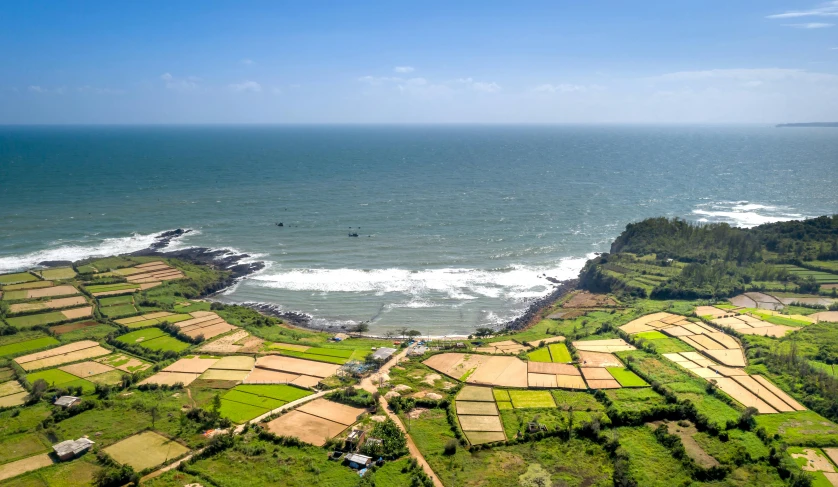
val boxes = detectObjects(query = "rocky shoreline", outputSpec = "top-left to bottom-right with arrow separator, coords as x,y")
503,278 -> 579,332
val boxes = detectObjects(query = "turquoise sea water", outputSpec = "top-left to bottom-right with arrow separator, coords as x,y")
1,125 -> 836,334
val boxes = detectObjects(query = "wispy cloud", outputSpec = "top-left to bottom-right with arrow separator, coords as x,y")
394,66 -> 414,73
532,83 -> 603,93
650,68 -> 838,83
77,85 -> 124,95
784,22 -> 834,28
454,77 -> 501,93
241,58 -> 254,65
229,80 -> 262,92
767,1 -> 838,19
27,85 -> 65,94
160,73 -> 200,91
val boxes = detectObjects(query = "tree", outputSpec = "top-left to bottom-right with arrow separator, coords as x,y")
406,330 -> 422,340
474,327 -> 494,338
354,322 -> 370,334
384,330 -> 396,339
397,327 -> 410,339
27,379 -> 48,404
211,393 -> 222,416
150,405 -> 159,429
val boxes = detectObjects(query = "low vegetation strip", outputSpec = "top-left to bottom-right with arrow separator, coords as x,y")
549,343 -> 572,362
508,390 -> 556,409
0,336 -> 60,357
607,368 -> 649,387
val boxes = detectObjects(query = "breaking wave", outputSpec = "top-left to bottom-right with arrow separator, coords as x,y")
692,201 -> 804,228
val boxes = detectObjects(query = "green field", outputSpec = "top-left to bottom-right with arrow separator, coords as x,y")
98,295 -> 134,306
0,336 -> 59,357
222,389 -> 286,409
27,368 -> 81,387
0,290 -> 28,301
634,330 -> 668,340
117,327 -> 191,352
694,429 -> 770,464
100,303 -> 138,318
37,267 -> 76,280
526,347 -> 551,362
617,426 -> 691,487
234,384 -> 312,402
508,390 -> 556,409
5,311 -> 69,329
218,399 -> 270,424
754,410 -> 838,446
85,282 -> 140,293
0,456 -> 102,486
774,264 -> 838,284
279,349 -> 348,365
0,272 -> 39,285
607,368 -> 649,387
0,433 -> 49,464
55,323 -> 117,343
548,343 -> 572,362
550,390 -> 607,412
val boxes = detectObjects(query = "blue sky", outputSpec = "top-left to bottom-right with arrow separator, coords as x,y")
1,1 -> 837,123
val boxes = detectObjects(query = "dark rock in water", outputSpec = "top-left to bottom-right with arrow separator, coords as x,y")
545,276 -> 561,284
37,260 -> 74,268
277,222 -> 284,227
148,229 -> 192,250
240,302 -> 313,328
503,279 -> 579,332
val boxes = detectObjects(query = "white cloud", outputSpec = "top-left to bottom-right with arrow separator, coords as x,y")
767,1 -> 838,19
784,22 -> 834,28
160,73 -> 199,91
241,58 -> 254,65
394,66 -> 414,73
27,85 -> 65,94
454,77 -> 501,93
533,83 -> 603,93
229,80 -> 262,92
358,75 -> 403,85
77,85 -> 124,95
650,68 -> 838,83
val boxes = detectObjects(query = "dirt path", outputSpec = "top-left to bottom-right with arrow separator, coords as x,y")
360,345 -> 444,487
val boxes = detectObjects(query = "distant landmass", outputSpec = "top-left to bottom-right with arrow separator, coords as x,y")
776,122 -> 838,128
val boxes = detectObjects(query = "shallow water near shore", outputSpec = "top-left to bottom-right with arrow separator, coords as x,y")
1,125 -> 836,334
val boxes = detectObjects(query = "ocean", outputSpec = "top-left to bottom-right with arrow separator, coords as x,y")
1,125 -> 836,335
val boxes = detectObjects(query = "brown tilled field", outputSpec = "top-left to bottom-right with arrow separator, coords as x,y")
266,410 -> 347,447
562,291 -> 618,308
296,398 -> 366,425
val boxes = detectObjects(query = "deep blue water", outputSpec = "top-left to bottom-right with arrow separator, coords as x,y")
1,125 -> 836,334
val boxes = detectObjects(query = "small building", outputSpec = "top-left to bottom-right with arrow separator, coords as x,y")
53,438 -> 94,461
345,429 -> 366,449
54,396 -> 81,408
371,347 -> 396,362
345,453 -> 373,469
333,333 -> 349,342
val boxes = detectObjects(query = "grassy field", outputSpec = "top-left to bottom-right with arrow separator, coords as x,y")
26,368 -> 81,387
607,367 -> 649,387
774,265 -> 838,284
97,295 -> 133,306
137,470 -> 206,487
234,384 -> 312,402
0,456 -> 101,487
86,256 -> 136,271
116,328 -> 190,352
99,303 -> 138,318
218,400 -> 270,424
104,431 -> 190,472
0,336 -> 59,358
84,283 -> 140,293
644,337 -> 696,354
693,430 -> 770,464
0,272 -> 39,285
409,407 -> 613,487
0,433 -> 49,464
617,426 -> 692,487
37,268 -> 76,280
5,311 -> 68,328
55,323 -> 116,343
526,347 -> 551,362
186,433 -> 359,486
508,390 -> 556,408
754,410 -> 838,446
634,330 -> 668,340
604,387 -> 671,418
549,343 -> 572,362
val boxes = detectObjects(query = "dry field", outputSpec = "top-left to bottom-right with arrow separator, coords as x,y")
139,371 -> 201,386
9,296 -> 87,314
14,340 -> 110,371
297,398 -> 366,425
0,380 -> 26,408
199,330 -> 263,353
562,291 -> 618,308
473,339 -> 531,355
104,431 -> 189,472
170,312 -> 238,340
266,410 -> 347,447
0,453 -> 54,482
255,355 -> 340,378
456,385 -> 495,402
96,353 -> 151,373
210,356 -> 255,370
26,285 -> 80,299
577,351 -> 623,368
163,357 -> 219,374
573,338 -> 635,353
60,361 -> 114,378
458,415 -> 504,432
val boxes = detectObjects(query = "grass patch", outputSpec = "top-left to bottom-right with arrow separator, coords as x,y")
0,433 -> 49,464
550,390 -> 607,412
0,456 -> 101,487
549,343 -> 572,362
222,389 -> 286,409
85,283 -> 139,293
99,303 -> 138,318
56,323 -> 116,343
409,407 -> 613,487
508,390 -> 556,409
754,410 -> 838,446
116,327 -> 191,352
526,347 -> 551,363
617,426 -> 692,487
5,311 -> 68,328
0,336 -> 59,358
98,295 -> 133,306
278,349 -> 347,365
607,368 -> 649,387
634,330 -> 668,340
644,337 -> 695,354
37,268 -> 76,280
218,399 -> 270,424
233,384 -> 312,403
0,272 -> 39,285
26,368 -> 79,387
116,327 -> 167,344
604,387 -> 671,419
141,335 -> 191,352
493,389 -> 511,402
693,430 -> 770,464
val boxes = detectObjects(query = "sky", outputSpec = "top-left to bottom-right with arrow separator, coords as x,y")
1,1 -> 837,124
